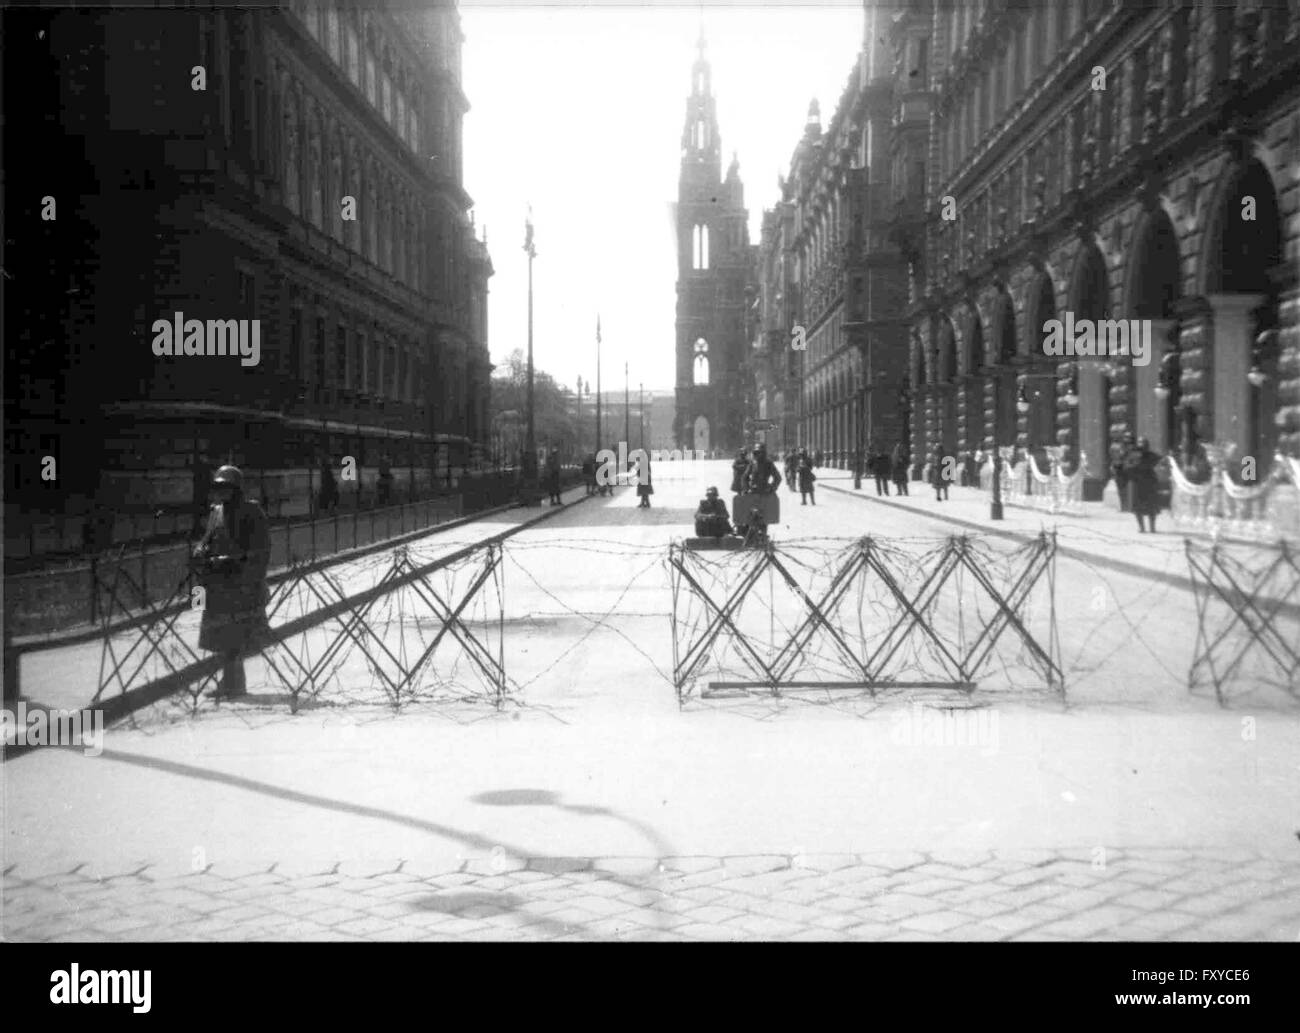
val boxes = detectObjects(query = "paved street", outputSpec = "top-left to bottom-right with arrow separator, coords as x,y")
5,461 -> 1300,941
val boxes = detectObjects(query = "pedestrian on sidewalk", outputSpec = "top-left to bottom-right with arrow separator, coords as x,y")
317,456 -> 339,514
930,447 -> 951,501
1124,437 -> 1161,533
581,452 -> 597,496
192,465 -> 270,699
891,443 -> 910,496
798,455 -> 817,505
636,451 -> 654,508
872,448 -> 892,496
1111,433 -> 1136,512
545,447 -> 562,505
784,451 -> 798,493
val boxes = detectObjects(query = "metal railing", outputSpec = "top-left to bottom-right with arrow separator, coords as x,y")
6,495 -> 463,639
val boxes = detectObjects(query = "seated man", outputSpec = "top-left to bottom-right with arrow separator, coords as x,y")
694,486 -> 733,538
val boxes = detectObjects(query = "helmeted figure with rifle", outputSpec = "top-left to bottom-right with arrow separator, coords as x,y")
191,464 -> 271,699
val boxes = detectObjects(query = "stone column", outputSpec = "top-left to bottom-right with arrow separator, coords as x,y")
1208,293 -> 1267,458
1175,296 -> 1214,442
1138,318 -> 1176,451
1274,285 -> 1300,456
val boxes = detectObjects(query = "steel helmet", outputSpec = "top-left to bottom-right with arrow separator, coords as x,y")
211,464 -> 243,490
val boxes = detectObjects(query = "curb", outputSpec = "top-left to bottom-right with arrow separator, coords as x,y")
820,481 -> 1209,601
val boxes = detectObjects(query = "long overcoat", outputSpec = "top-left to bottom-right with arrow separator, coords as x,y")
195,497 -> 271,654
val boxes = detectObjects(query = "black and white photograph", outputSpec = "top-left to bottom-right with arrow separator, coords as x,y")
3,0 -> 1299,982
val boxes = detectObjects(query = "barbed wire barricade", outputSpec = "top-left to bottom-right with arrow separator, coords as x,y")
1185,539 -> 1300,704
93,547 -> 217,707
668,533 -> 1061,706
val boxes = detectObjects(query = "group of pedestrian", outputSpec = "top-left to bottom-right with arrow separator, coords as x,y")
864,444 -> 911,497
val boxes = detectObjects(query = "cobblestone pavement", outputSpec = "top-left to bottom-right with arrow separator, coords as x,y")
5,848 -> 1298,942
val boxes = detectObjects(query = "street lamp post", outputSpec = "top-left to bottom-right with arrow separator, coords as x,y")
523,211 -> 537,484
639,382 -> 645,452
624,362 -> 630,460
990,374 -> 1003,521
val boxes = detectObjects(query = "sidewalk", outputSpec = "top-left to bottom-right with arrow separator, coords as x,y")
6,847 -> 1294,942
816,469 -> 1264,601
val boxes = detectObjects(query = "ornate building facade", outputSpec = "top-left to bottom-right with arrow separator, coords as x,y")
5,0 -> 492,522
674,34 -> 753,456
753,3 -> 913,470
910,0 -> 1300,498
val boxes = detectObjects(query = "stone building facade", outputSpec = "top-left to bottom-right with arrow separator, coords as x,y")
910,0 -> 1300,498
753,3 -> 914,471
674,34 -> 753,456
4,0 -> 492,523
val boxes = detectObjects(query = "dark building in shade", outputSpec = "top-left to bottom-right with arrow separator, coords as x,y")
4,0 -> 492,528
673,32 -> 753,456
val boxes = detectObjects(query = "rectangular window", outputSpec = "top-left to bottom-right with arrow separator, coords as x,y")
289,310 -> 302,380
327,8 -> 340,62
383,74 -> 393,124
396,93 -> 406,142
315,317 -> 327,389
346,28 -> 359,85
336,325 -> 348,389
366,54 -> 377,105
409,108 -> 419,153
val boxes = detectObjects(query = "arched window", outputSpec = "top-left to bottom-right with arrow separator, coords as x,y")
693,338 -> 710,386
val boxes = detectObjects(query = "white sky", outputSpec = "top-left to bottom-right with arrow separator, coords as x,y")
461,0 -> 866,395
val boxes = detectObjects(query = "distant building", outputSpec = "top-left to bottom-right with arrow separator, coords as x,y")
4,0 -> 492,525
754,3 -> 912,471
673,31 -> 753,456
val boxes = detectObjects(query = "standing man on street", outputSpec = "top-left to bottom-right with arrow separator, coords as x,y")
192,465 -> 271,699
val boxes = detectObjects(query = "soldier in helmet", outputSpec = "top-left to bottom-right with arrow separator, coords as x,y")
693,486 -> 731,539
191,464 -> 271,699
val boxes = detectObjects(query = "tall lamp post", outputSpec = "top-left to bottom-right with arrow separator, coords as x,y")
624,362 -> 630,457
595,315 -> 602,454
990,374 -> 1004,521
639,382 -> 645,452
523,209 -> 537,484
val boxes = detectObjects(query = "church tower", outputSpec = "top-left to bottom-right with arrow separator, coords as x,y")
674,30 -> 750,454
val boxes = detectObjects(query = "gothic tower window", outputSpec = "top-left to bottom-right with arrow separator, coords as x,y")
693,224 -> 710,270
693,338 -> 710,386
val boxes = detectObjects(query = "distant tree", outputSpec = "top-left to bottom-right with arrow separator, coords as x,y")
489,349 -> 582,465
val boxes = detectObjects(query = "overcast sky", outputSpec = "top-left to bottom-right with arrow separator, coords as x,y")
461,0 -> 866,395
